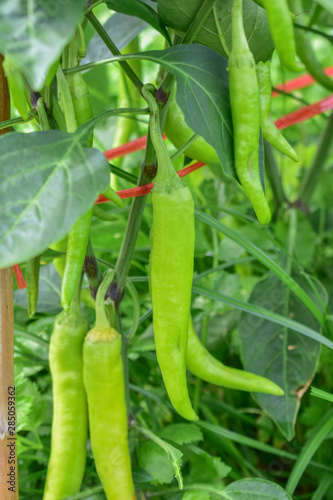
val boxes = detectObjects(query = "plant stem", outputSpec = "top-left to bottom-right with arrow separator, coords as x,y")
264,141 -> 286,210
297,110 -> 333,204
108,134 -> 157,305
0,111 -> 37,131
0,54 -> 19,500
86,12 -> 143,96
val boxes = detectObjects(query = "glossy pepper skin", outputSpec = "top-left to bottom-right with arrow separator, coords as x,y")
259,0 -> 302,73
83,271 -> 136,500
143,85 -> 198,421
289,0 -> 333,92
164,84 -> 219,165
228,0 -> 271,225
43,295 -> 88,500
61,209 -> 93,312
256,61 -> 299,162
186,317 -> 284,395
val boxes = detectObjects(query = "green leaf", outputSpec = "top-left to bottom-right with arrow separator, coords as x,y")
183,492 -> 211,500
105,0 -> 171,43
0,0 -> 86,90
311,387 -> 333,403
286,409 -> 333,496
136,426 -> 183,487
191,285 -> 332,350
315,0 -> 333,15
136,440 -> 178,485
0,130 -> 110,268
223,479 -> 292,499
159,424 -> 203,445
238,273 -> 323,440
188,447 -> 231,484
130,45 -> 234,177
15,263 -> 62,315
157,0 -> 274,63
86,13 -> 148,64
194,209 -> 324,324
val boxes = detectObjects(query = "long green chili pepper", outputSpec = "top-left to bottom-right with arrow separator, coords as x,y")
3,57 -> 31,119
43,280 -> 88,500
256,61 -> 299,162
61,209 -> 93,312
25,256 -> 40,319
143,84 -> 198,421
186,317 -> 284,395
289,0 -> 333,92
83,270 -> 136,500
228,0 -> 271,225
60,35 -> 95,312
259,0 -> 303,73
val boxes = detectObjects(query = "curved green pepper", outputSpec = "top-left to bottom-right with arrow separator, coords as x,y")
186,317 -> 284,395
144,85 -> 197,421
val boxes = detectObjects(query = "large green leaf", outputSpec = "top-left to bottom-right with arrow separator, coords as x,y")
223,479 -> 291,500
238,273 -> 323,440
0,130 -> 110,268
86,13 -> 148,64
0,0 -> 86,90
105,0 -> 171,43
157,0 -> 274,63
126,45 -> 234,177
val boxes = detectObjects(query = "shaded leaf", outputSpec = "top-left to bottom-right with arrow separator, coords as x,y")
224,479 -> 291,499
86,13 -> 147,64
131,45 -> 234,177
0,0 -> 86,90
0,130 -> 110,268
157,0 -> 274,63
159,424 -> 203,445
238,273 -> 324,440
15,263 -> 62,315
105,0 -> 171,42
137,440 -> 176,484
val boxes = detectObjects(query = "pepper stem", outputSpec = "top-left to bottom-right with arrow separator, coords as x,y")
142,84 -> 180,187
95,269 -> 115,331
231,0 -> 249,54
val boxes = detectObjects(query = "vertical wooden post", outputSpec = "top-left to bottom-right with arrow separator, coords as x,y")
0,54 -> 19,499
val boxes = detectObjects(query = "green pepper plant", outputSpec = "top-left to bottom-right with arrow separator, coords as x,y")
1,1 -> 333,499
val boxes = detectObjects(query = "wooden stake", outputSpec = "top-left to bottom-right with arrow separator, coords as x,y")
0,54 -> 19,499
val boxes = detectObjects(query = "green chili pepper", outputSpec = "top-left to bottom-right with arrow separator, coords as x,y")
186,317 -> 284,395
60,35 -> 95,312
228,0 -> 271,225
143,85 -> 198,421
164,84 -> 219,165
289,0 -> 333,92
43,281 -> 88,500
3,57 -> 31,119
256,61 -> 299,162
61,209 -> 93,312
83,270 -> 136,500
25,256 -> 40,319
259,0 -> 303,73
